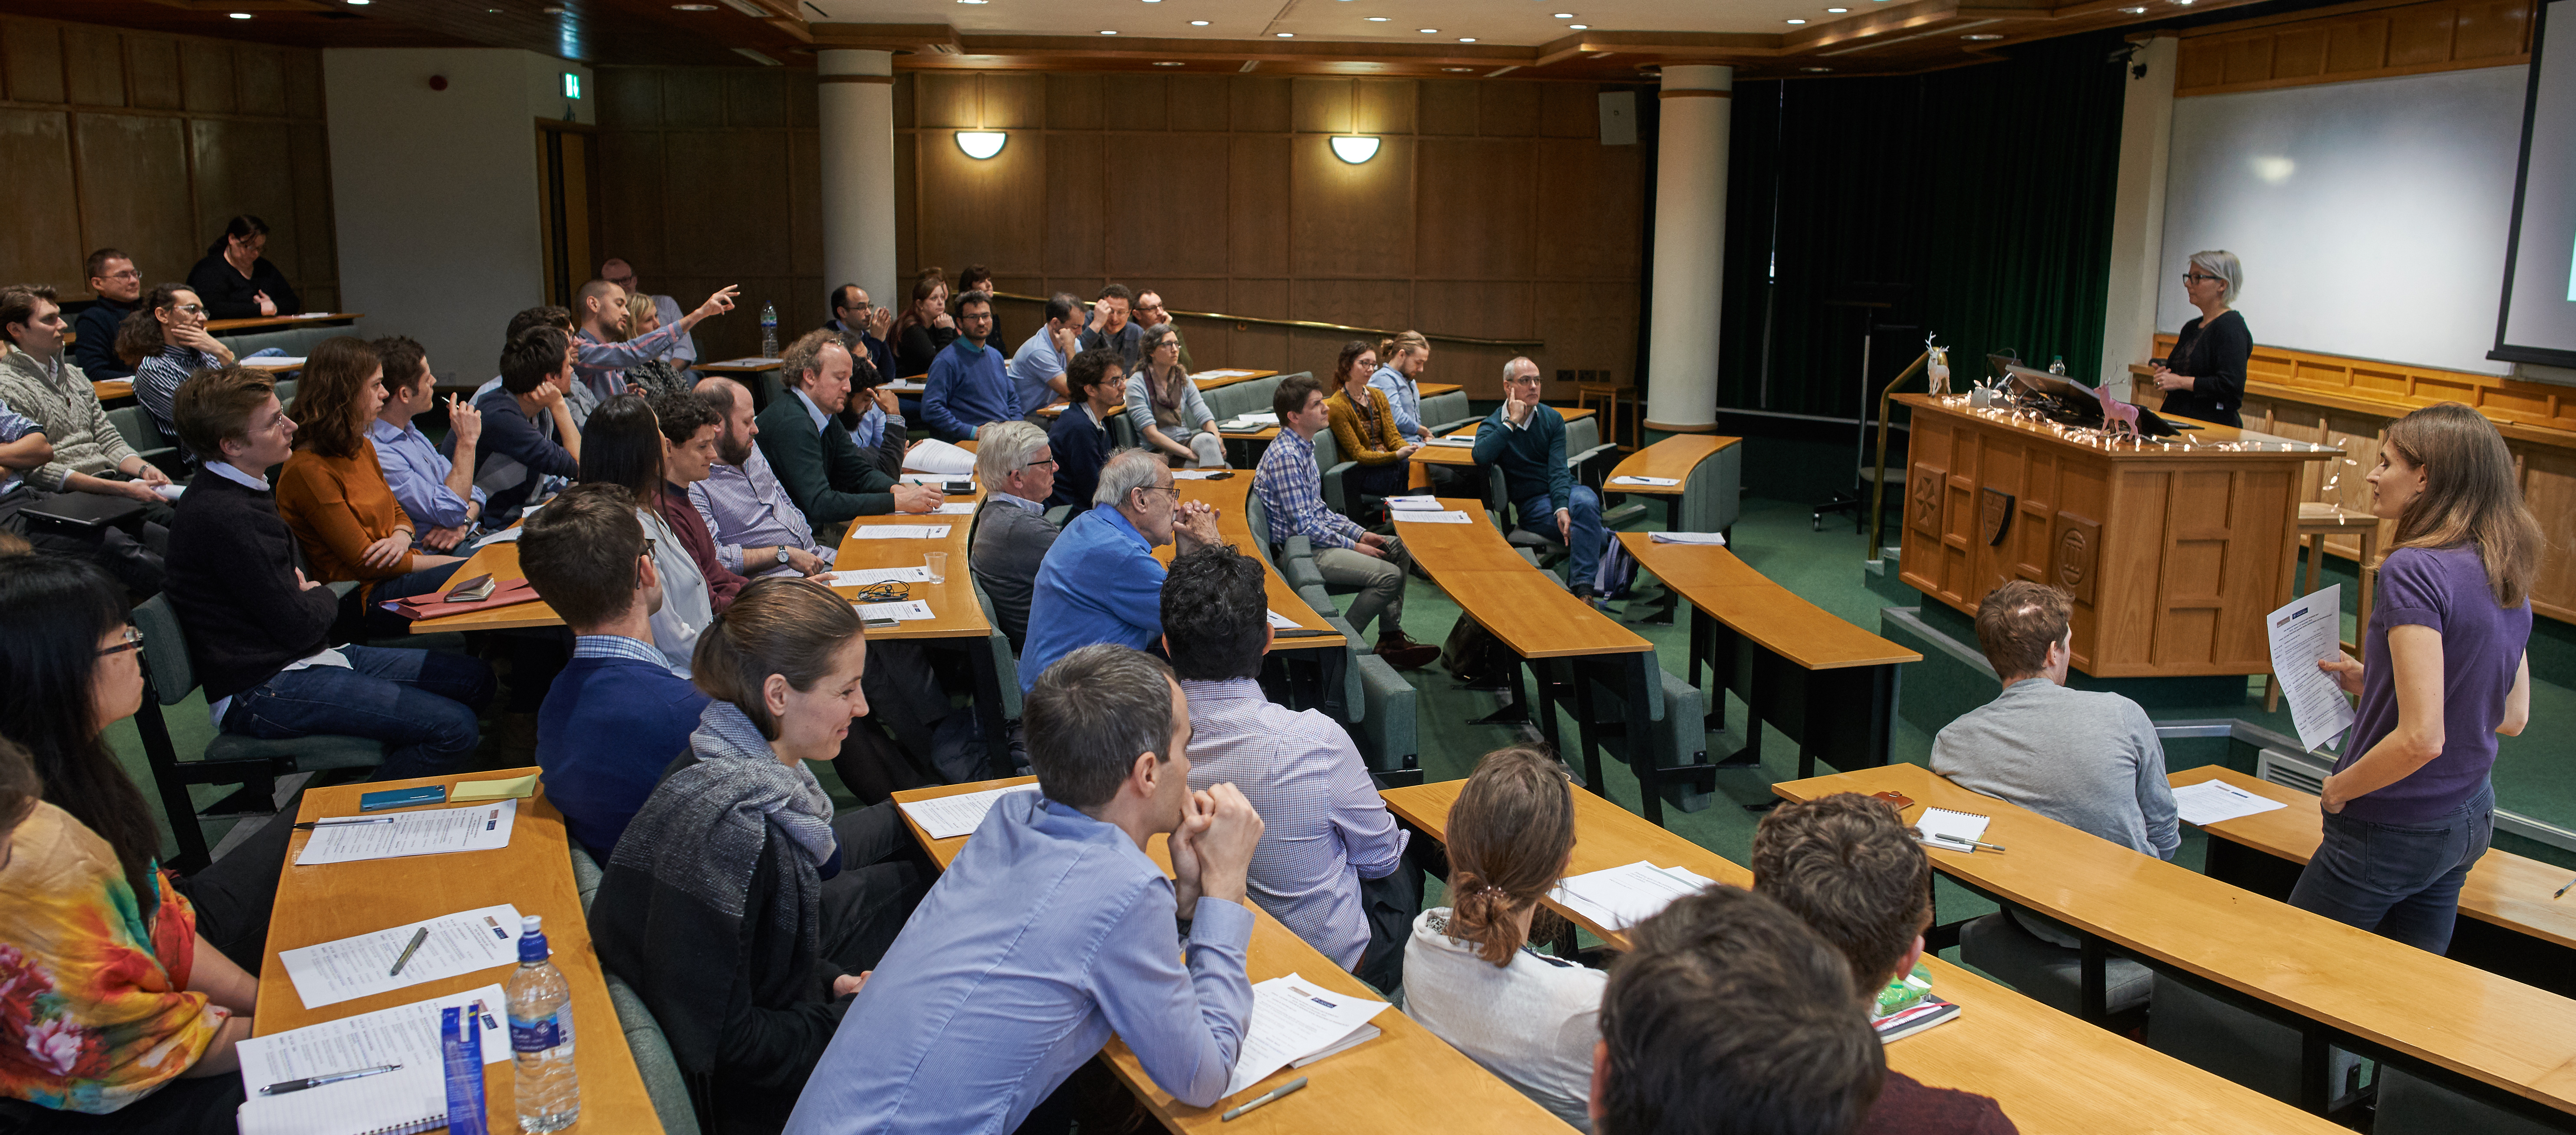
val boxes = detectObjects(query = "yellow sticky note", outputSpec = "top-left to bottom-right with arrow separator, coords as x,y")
450,773 -> 538,802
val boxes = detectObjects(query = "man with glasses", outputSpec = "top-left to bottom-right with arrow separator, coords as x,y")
0,285 -> 174,593
1474,355 -> 1609,600
968,420 -> 1061,651
920,290 -> 1013,443
1133,289 -> 1191,372
1019,448 -> 1220,691
72,250 -> 143,380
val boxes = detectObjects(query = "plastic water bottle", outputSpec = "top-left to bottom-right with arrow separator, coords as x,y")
759,303 -> 779,358
2048,355 -> 2066,375
506,915 -> 580,1132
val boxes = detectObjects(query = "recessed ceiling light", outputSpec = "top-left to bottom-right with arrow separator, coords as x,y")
1826,6 -> 1848,11
1100,29 -> 1117,34
1553,11 -> 1574,16
228,10 -> 252,16
1443,66 -> 1473,72
1154,60 -> 1183,65
1419,28 -> 1437,33
1786,18 -> 1805,23
1802,66 -> 1832,72
346,0 -> 369,5
672,3 -> 716,8
1961,32 -> 2002,38
1190,18 -> 1209,23
1568,23 -> 1586,29
1366,15 -> 1388,20
1276,31 -> 1293,36
1458,36 -> 1475,41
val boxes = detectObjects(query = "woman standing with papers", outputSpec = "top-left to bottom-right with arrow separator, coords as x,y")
2293,404 -> 2537,953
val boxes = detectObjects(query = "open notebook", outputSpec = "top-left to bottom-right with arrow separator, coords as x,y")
234,986 -> 505,1135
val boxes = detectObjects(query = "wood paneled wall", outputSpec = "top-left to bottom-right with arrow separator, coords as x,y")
592,66 -> 1645,395
2175,0 -> 2534,96
0,14 -> 337,311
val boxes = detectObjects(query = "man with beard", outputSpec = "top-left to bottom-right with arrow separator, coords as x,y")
685,376 -> 834,579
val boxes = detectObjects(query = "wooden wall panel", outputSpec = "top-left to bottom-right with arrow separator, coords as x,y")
237,48 -> 287,118
1416,138 -> 1532,280
179,39 -> 232,114
5,20 -> 63,105
72,114 -> 194,284
1290,135 -> 1413,279
62,27 -> 122,108
2177,0 -> 2534,96
1041,129 -> 1104,278
0,110 -> 80,287
1104,132 -> 1228,279
127,36 -> 179,110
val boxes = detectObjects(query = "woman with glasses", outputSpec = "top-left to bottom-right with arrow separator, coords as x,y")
1325,340 -> 1420,510
117,284 -> 234,446
184,215 -> 299,321
1123,324 -> 1223,468
0,555 -> 298,1132
2149,250 -> 2250,428
580,393 -> 714,677
277,336 -> 468,637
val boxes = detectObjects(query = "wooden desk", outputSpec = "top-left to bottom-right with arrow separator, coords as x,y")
257,770 -> 657,1133
890,778 -> 1566,1133
1603,434 -> 1743,549
837,495 -> 1016,777
1604,434 -> 1739,496
206,312 -> 363,333
92,378 -> 133,402
1155,473 -> 1343,651
1415,382 -> 1463,399
695,357 -> 782,375
1896,392 -> 2339,678
2173,766 -> 2576,995
1405,407 -> 1595,493
1189,368 -> 1276,391
1380,780 -> 2351,1135
407,541 -> 562,632
1620,534 -> 1919,778
1774,763 -> 2576,1123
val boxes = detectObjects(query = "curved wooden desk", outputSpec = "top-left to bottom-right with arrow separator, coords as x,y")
1405,406 -> 1595,492
892,776 -> 1566,1133
1604,434 -> 1739,494
1153,471 -> 1343,651
1380,779 -> 2350,1135
206,312 -> 365,333
1775,763 -> 2576,1125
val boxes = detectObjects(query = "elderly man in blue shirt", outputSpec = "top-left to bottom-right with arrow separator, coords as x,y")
367,336 -> 486,552
920,290 -> 1015,443
783,643 -> 1264,1135
1019,448 -> 1220,691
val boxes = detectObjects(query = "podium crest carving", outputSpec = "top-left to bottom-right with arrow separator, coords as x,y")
1980,488 -> 2014,546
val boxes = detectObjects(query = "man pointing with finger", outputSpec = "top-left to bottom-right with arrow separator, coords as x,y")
574,278 -> 736,400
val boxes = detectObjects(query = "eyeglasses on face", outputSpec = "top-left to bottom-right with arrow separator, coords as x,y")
173,303 -> 206,315
1133,484 -> 1183,501
1025,458 -> 1060,471
99,625 -> 143,658
2182,272 -> 2223,284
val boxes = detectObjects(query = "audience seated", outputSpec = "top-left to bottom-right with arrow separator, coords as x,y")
755,330 -> 939,530
968,420 -> 1059,652
519,482 -> 712,858
615,290 -> 694,399
454,324 -> 581,525
0,286 -> 170,594
1753,793 -> 2020,1135
1077,283 -> 1143,371
784,643 -> 1263,1135
1402,746 -> 1600,1130
1133,290 -> 1185,372
1324,339 -> 1419,509
1008,292 -> 1082,420
0,570 -> 287,1130
573,279 -> 735,402
647,389 -> 748,612
367,335 -> 484,552
1592,887 -> 1884,1135
1476,356 -> 1607,598
1019,449 -> 1220,691
1254,372 -> 1438,668
1044,348 -> 1124,510
72,249 -> 143,381
163,365 -> 493,781
1125,323 -> 1223,468
469,306 -> 598,425
919,290 -> 1013,444
1368,330 -> 1433,444
580,393 -> 713,676
184,216 -> 297,321
591,579 -> 930,1135
277,337 -> 467,636
825,283 -> 895,382
833,348 -> 908,480
691,378 -> 834,579
1162,545 -> 1415,987
121,284 -> 233,444
889,270 -> 956,378
600,258 -> 700,371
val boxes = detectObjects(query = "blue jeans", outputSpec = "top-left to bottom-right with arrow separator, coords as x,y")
1518,485 -> 1604,590
222,645 -> 495,782
2288,783 -> 2493,953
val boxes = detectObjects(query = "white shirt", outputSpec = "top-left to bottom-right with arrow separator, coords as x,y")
1400,908 -> 1604,1132
204,462 -> 351,727
638,507 -> 709,677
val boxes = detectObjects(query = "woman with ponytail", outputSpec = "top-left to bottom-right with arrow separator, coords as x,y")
1401,746 -> 1601,1130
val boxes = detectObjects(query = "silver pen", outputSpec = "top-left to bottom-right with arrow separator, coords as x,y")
1222,1076 -> 1307,1122
261,1064 -> 401,1094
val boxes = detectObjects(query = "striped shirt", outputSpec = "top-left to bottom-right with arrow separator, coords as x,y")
572,633 -> 673,669
1253,426 -> 1366,551
135,344 -> 225,441
1177,677 -> 1407,969
0,397 -> 41,496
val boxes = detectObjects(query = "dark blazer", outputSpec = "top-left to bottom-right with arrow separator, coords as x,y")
71,300 -> 135,379
1045,402 -> 1112,510
754,389 -> 898,526
162,467 -> 339,702
186,253 -> 301,321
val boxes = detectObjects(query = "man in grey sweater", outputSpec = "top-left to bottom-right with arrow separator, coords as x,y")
967,419 -> 1061,652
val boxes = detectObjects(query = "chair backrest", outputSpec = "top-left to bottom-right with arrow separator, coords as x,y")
1677,441 -> 1743,534
969,578 -> 1023,717
106,405 -> 169,456
1564,415 -> 1599,461
271,378 -> 298,406
1243,489 -> 1275,562
1486,464 -> 1510,531
1418,390 -> 1469,432
129,595 -> 199,706
1310,424 -> 1339,469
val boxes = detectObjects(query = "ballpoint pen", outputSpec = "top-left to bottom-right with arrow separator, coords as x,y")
2554,875 -> 2575,900
293,816 -> 396,830
261,1064 -> 401,1095
388,926 -> 431,977
1221,1076 -> 1307,1122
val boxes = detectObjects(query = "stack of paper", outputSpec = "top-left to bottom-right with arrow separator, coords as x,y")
828,566 -> 929,586
1912,807 -> 1993,852
234,986 -> 507,1135
1647,531 -> 1728,545
1217,412 -> 1280,431
2171,780 -> 2289,826
1194,369 -> 1258,379
1872,995 -> 1960,1042
1389,510 -> 1474,525
855,600 -> 936,622
1224,975 -> 1393,1097
1609,475 -> 1680,487
1550,861 -> 1716,932
293,801 -> 517,866
929,502 -> 978,514
1429,436 -> 1478,448
848,525 -> 952,540
1173,469 -> 1231,480
1384,495 -> 1441,511
902,439 -> 977,476
898,783 -> 1041,839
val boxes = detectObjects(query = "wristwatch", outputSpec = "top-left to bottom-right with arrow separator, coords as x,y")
774,546 -> 792,568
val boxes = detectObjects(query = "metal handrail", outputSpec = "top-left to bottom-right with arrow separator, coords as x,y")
989,290 -> 1545,350
1866,350 -> 1930,557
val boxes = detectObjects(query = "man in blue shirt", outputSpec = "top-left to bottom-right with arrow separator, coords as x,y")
369,336 -> 486,553
1008,291 -> 1082,421
920,290 -> 1013,443
1473,356 -> 1608,599
518,482 -> 710,856
1020,448 -> 1220,691
1366,330 -> 1431,443
784,643 -> 1264,1135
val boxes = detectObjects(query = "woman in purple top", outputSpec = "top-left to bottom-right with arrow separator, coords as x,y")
2291,403 -> 2539,952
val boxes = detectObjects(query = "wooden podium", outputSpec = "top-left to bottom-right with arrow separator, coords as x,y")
1894,393 -> 2341,678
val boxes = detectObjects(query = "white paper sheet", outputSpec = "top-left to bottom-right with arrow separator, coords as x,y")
1193,369 -> 1258,379
847,525 -> 952,540
2172,780 -> 2291,826
1610,475 -> 1680,487
293,801 -> 516,866
1647,531 -> 1728,545
1390,510 -> 1473,524
855,600 -> 935,622
1172,469 -> 1230,480
899,783 -> 1040,839
1429,436 -> 1478,448
885,381 -> 926,393
828,566 -> 929,586
1914,807 -> 1993,852
899,474 -> 974,487
1224,974 -> 1392,1097
1383,495 -> 1441,511
277,905 -> 523,1010
930,502 -> 978,514
2267,585 -> 2357,752
1549,862 -> 1714,932
236,984 -> 507,1091
708,357 -> 782,367
1265,609 -> 1304,631
466,526 -> 524,549
154,484 -> 185,501
901,439 -> 977,475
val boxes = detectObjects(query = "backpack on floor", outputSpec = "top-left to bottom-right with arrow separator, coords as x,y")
1592,535 -> 1642,601
1441,613 -> 1515,687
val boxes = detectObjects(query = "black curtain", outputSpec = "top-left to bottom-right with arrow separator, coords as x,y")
1713,32 -> 2132,421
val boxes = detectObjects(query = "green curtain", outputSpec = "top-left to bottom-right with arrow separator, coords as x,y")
1710,32 -> 2131,421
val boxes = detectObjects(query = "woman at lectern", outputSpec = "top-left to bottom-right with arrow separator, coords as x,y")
2150,250 -> 2249,428
2290,403 -> 2536,954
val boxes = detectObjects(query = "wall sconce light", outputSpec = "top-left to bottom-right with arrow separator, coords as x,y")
1330,135 -> 1380,164
955,131 -> 1007,159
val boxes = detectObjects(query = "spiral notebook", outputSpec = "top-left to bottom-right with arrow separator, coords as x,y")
234,984 -> 505,1135
235,1064 -> 448,1135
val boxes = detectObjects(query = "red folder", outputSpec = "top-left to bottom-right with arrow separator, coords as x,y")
389,578 -> 545,621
